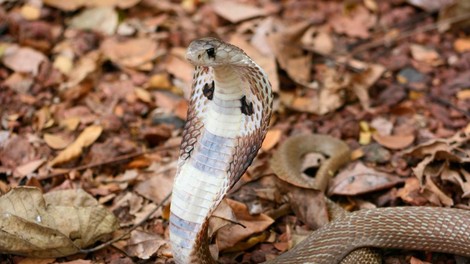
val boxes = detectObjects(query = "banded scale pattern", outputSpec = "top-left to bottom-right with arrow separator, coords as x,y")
169,38 -> 273,264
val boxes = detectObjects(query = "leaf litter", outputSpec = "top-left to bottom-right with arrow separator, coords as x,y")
1,0 -> 470,263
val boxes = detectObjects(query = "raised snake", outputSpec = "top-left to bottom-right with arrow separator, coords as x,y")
169,38 -> 470,264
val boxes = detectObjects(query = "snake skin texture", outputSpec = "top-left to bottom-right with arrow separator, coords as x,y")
170,38 -> 470,264
169,38 -> 273,264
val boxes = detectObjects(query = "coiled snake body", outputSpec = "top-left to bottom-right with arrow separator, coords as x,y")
169,38 -> 470,264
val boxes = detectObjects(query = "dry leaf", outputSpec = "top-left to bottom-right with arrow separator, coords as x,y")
267,21 -> 312,85
125,230 -> 167,259
69,7 -> 118,35
44,133 -> 71,150
49,125 -> 103,166
397,178 -> 439,206
261,129 -> 282,151
330,6 -> 376,39
0,187 -> 118,257
454,38 -> 470,53
410,44 -> 442,65
60,51 -> 99,90
212,1 -> 266,23
456,89 -> 470,100
2,45 -> 47,75
372,133 -> 415,150
101,38 -> 158,69
13,159 -> 46,178
44,0 -> 140,11
329,163 -> 405,196
215,199 -> 273,251
20,4 -> 41,21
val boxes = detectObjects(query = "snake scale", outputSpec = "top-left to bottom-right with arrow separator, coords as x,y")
169,38 -> 470,264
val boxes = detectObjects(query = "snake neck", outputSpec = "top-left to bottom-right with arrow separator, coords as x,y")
170,65 -> 249,264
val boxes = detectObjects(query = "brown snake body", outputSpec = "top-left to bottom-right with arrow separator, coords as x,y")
169,38 -> 470,264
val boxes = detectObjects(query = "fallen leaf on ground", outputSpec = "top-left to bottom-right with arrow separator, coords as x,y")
13,159 -> 46,178
0,187 -> 118,257
261,129 -> 282,151
44,133 -> 72,150
49,125 -> 103,166
2,45 -> 47,75
43,0 -> 140,11
397,178 -> 440,206
372,133 -> 415,150
329,162 -> 405,196
410,44 -> 442,65
69,7 -> 118,36
212,1 -> 266,23
125,230 -> 167,259
101,37 -> 158,69
330,5 -> 376,39
215,199 -> 273,252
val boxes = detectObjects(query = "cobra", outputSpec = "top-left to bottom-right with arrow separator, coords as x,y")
169,38 -> 470,264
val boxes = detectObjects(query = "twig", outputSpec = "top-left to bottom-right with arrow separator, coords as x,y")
428,94 -> 470,119
40,144 -> 179,180
349,12 -> 470,56
79,191 -> 172,254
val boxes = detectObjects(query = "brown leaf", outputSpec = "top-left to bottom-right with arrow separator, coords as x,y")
372,133 -> 415,150
330,6 -> 376,39
134,164 -> 175,204
2,45 -> 47,75
0,187 -> 118,257
267,21 -> 312,85
329,163 -> 405,196
49,125 -> 103,167
454,38 -> 470,53
101,37 -> 158,68
212,1 -> 266,23
60,51 -> 99,90
43,133 -> 71,150
397,178 -> 438,206
215,199 -> 273,251
43,0 -> 140,11
13,159 -> 46,178
261,129 -> 282,151
410,44 -> 442,65
125,230 -> 167,259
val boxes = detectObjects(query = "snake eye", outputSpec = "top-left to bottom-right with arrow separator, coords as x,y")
206,48 -> 215,59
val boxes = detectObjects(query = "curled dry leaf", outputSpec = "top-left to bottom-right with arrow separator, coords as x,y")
330,5 -> 376,39
410,44 -> 442,65
44,0 -> 141,11
372,133 -> 415,150
212,1 -> 266,23
0,187 -> 118,258
454,38 -> 470,53
2,45 -> 47,75
261,129 -> 282,151
69,7 -> 118,36
215,199 -> 273,252
49,125 -> 103,167
101,38 -> 158,69
13,159 -> 46,178
125,230 -> 167,259
44,133 -> 71,150
329,163 -> 405,196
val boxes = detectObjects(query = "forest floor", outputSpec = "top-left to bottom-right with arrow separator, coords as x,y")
0,0 -> 470,263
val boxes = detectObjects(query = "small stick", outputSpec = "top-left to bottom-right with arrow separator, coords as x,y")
79,192 -> 172,254
40,144 -> 179,180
